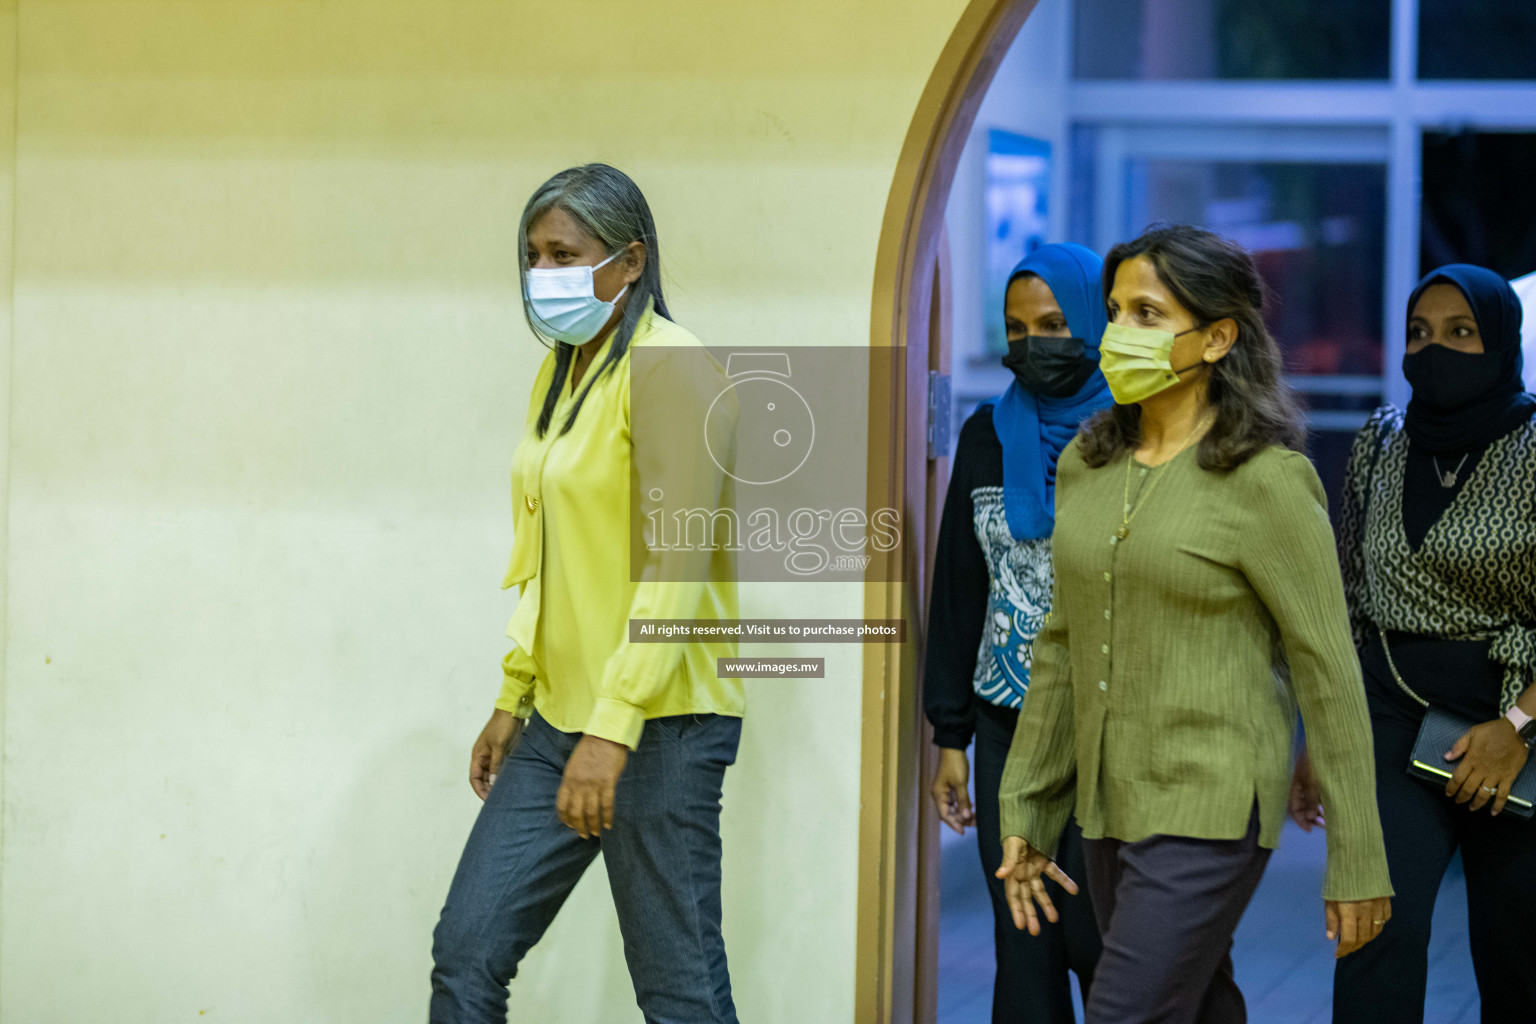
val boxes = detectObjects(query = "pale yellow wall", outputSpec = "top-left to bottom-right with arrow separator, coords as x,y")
0,1 -> 13,997
1,2 -> 972,1022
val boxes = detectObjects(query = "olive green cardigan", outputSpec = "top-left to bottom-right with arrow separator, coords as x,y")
999,440 -> 1393,902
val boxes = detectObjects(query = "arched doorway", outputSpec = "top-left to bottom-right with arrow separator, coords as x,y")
858,0 -> 1536,1018
858,2 -> 1042,1021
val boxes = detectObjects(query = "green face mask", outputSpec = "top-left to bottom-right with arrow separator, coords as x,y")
1098,321 -> 1208,405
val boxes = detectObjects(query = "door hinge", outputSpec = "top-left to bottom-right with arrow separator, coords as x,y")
927,371 -> 952,460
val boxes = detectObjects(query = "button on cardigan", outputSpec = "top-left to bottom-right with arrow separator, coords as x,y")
495,303 -> 745,750
998,439 -> 1393,903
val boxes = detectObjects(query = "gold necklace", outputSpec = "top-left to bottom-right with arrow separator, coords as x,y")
1116,414 -> 1211,541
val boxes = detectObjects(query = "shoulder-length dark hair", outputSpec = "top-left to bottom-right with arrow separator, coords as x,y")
517,163 -> 669,438
1079,223 -> 1305,471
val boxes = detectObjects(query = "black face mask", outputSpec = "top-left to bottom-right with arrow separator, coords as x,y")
1403,344 -> 1508,413
1001,336 -> 1099,398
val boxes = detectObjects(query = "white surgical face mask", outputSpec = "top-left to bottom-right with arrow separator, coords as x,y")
524,251 -> 629,345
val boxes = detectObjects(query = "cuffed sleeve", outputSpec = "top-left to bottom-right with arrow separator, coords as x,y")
495,643 -> 538,719
1241,451 -> 1393,902
584,696 -> 646,750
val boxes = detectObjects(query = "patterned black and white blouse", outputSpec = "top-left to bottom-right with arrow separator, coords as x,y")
1338,405 -> 1536,712
923,405 -> 1055,748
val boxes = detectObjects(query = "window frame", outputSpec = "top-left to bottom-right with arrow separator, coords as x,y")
1064,0 -> 1536,410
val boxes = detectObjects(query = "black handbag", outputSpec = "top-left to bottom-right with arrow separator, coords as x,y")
1381,630 -> 1536,819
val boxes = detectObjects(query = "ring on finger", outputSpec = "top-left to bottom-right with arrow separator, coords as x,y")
1480,785 -> 1497,794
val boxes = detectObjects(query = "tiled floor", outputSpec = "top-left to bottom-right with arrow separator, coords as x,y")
937,819 -> 1480,1023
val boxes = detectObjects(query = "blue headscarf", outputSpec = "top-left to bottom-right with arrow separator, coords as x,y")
979,243 -> 1113,541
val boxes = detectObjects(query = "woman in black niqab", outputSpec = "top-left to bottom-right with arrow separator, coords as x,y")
1399,265 -> 1536,548
1403,263 -> 1536,453
1323,262 -> 1536,1023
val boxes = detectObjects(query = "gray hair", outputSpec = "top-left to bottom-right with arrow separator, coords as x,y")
517,163 -> 669,437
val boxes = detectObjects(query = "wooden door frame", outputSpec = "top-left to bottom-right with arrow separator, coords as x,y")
857,0 -> 1040,1020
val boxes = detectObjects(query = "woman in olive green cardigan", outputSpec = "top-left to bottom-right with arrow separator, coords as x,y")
995,225 -> 1393,1024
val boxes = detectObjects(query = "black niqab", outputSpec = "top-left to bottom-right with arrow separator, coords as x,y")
1403,263 -> 1536,453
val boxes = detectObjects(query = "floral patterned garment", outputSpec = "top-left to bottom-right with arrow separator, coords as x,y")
923,405 -> 1061,748
969,485 -> 1053,708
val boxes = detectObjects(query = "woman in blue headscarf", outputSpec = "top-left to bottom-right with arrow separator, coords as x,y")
923,242 -> 1112,1022
1301,264 -> 1536,1022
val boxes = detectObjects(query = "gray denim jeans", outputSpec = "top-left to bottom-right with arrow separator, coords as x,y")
429,710 -> 742,1024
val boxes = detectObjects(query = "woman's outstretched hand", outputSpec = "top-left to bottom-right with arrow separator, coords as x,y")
1326,897 -> 1392,958
996,835 -> 1080,936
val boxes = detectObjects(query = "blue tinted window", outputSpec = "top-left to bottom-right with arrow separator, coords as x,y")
1074,0 -> 1390,80
1124,160 -> 1387,376
1419,0 -> 1536,79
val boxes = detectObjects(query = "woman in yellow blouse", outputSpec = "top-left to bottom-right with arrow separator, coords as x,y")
429,164 -> 745,1024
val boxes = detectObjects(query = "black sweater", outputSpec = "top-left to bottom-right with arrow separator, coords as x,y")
923,406 -> 1006,749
